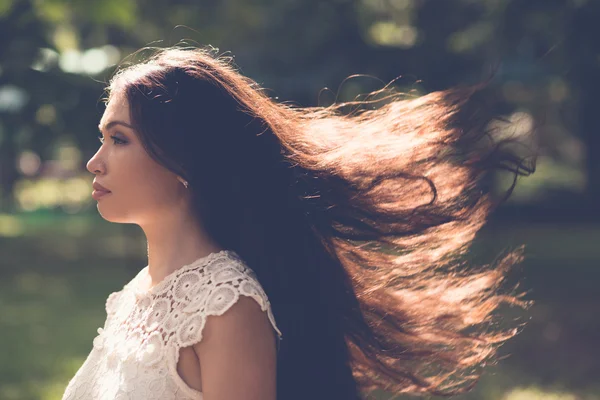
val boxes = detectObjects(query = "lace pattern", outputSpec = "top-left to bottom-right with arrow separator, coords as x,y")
61,250 -> 282,400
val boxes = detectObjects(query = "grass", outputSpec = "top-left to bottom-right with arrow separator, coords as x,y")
0,263 -> 135,400
1,212 -> 599,399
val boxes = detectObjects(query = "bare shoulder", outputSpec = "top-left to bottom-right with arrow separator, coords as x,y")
192,294 -> 277,399
192,294 -> 276,356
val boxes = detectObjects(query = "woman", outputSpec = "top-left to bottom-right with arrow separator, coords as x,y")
62,45 -> 534,400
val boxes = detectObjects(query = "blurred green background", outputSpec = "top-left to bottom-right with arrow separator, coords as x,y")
1,0 -> 599,399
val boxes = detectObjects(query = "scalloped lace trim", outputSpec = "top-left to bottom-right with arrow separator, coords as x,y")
61,250 -> 282,400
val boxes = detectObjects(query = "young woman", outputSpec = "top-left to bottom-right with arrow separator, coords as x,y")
61,45 -> 534,400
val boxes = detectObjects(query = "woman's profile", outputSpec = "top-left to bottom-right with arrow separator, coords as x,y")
61,44 -> 535,400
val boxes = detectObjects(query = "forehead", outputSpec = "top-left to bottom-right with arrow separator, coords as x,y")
99,90 -> 130,130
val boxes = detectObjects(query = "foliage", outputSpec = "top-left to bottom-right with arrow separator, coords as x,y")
0,0 -> 597,214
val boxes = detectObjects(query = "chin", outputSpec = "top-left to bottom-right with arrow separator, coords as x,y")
96,204 -> 131,224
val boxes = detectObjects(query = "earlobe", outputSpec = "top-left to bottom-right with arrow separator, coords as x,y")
177,177 -> 189,189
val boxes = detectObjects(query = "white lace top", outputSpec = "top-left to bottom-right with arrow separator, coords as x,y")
61,250 -> 282,400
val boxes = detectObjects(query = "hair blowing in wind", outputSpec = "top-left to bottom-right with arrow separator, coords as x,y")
105,45 -> 535,400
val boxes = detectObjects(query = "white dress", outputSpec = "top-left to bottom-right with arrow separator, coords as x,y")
61,250 -> 283,400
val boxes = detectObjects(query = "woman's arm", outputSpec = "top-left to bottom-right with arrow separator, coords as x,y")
193,295 -> 278,400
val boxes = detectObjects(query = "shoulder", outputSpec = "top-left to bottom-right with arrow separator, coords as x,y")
175,251 -> 283,348
190,268 -> 279,400
105,287 -> 126,316
191,294 -> 278,397
194,294 -> 274,352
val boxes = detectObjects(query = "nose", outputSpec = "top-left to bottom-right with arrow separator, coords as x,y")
86,149 -> 104,175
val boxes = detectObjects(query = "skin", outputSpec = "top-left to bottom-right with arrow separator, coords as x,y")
87,89 -> 277,399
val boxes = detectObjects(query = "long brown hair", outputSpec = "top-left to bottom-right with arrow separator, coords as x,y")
104,45 -> 535,400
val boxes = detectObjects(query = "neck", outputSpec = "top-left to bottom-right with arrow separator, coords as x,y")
139,210 -> 223,289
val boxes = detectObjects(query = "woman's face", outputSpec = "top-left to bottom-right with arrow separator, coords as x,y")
86,89 -> 186,224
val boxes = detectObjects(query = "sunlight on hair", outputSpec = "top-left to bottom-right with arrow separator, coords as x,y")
487,111 -> 535,142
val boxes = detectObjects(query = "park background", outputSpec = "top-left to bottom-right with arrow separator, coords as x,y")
0,0 -> 598,399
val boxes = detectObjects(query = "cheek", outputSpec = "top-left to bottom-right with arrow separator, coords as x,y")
122,154 -> 179,207
137,180 -> 178,206
97,147 -> 181,222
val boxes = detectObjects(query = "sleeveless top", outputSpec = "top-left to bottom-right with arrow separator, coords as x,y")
61,250 -> 283,400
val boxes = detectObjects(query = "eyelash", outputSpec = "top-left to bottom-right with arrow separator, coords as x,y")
97,135 -> 127,146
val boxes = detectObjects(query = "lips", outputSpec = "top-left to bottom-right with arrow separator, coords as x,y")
93,181 -> 111,192
92,181 -> 112,200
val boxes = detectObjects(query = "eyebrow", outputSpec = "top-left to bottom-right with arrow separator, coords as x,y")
98,120 -> 134,132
